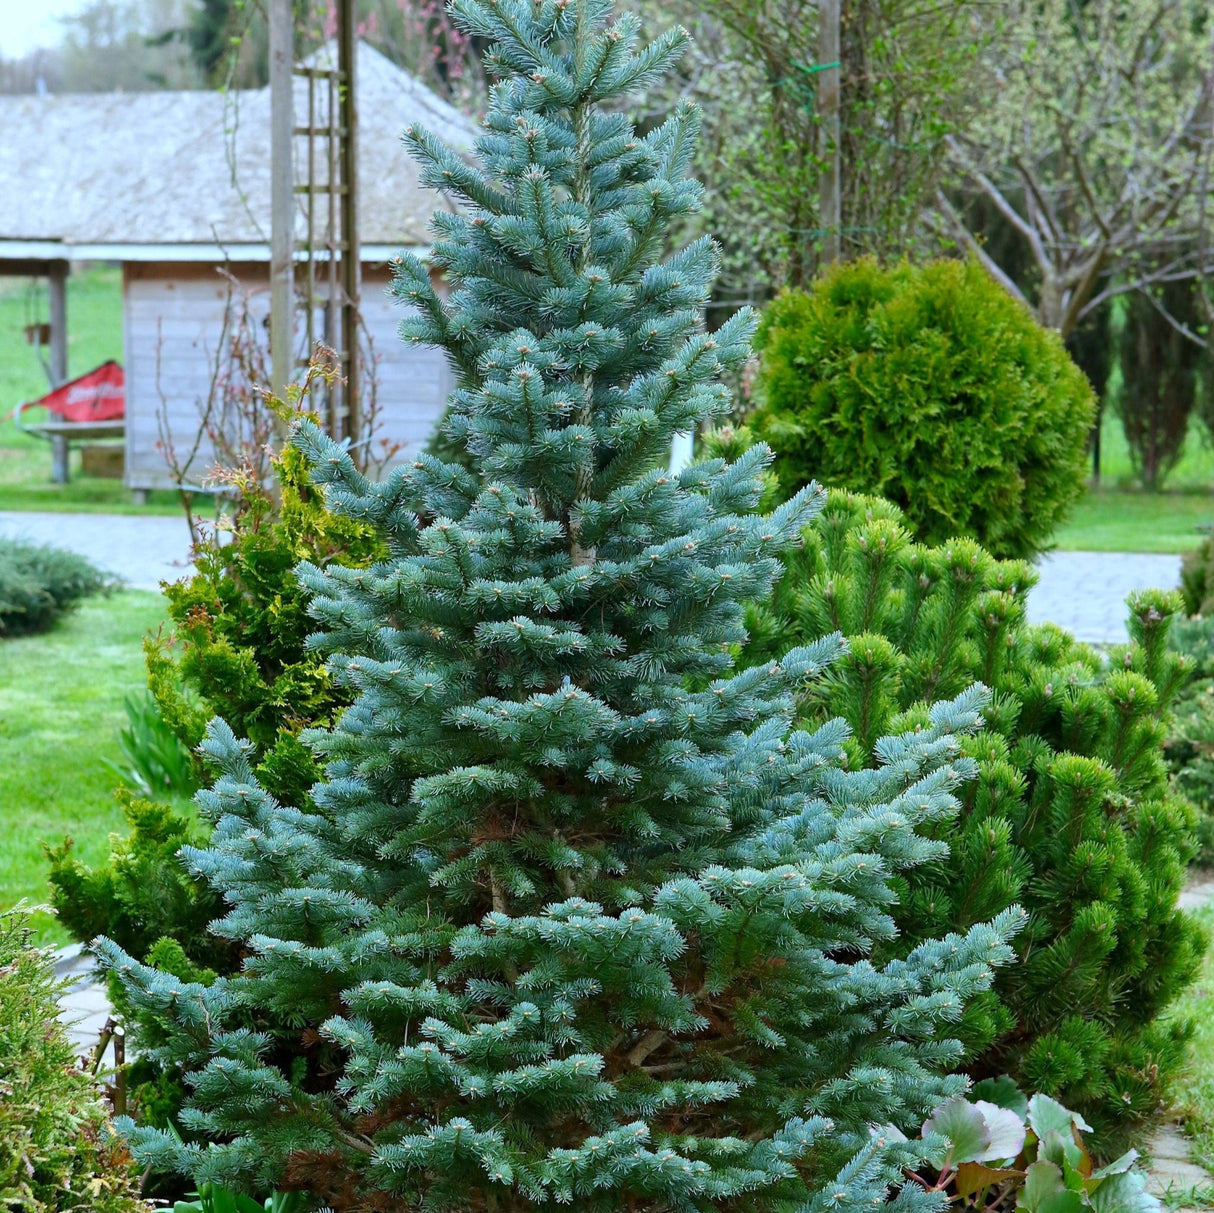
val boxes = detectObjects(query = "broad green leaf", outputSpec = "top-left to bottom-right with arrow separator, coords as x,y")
1039,1128 -> 1085,1174
1089,1169 -> 1162,1213
925,1096 -> 992,1165
1027,1094 -> 1093,1139
1017,1160 -> 1085,1213
1090,1150 -> 1138,1181
973,1076 -> 1030,1118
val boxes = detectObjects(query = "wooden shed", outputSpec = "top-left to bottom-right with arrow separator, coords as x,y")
0,43 -> 476,494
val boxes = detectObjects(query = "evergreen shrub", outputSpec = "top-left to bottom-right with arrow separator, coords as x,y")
750,258 -> 1095,559
45,447 -> 384,1131
1164,614 -> 1214,866
0,904 -> 150,1213
740,486 -> 1203,1138
0,537 -> 113,636
101,4 -> 1023,1209
145,443 -> 384,807
1180,533 -> 1214,617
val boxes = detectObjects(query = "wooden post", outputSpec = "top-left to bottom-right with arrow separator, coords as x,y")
48,261 -> 69,484
338,0 -> 362,450
269,0 -> 294,407
817,0 -> 842,265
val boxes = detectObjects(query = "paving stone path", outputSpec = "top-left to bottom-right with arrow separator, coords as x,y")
55,943 -> 112,1058
0,509 -> 195,590
1027,551 -> 1184,645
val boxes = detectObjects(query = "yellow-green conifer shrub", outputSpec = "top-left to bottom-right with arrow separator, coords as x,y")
751,258 -> 1094,559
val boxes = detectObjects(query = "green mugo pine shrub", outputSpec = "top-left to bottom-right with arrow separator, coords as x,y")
741,488 -> 1203,1139
750,258 -> 1095,560
99,4 -> 1023,1209
0,904 -> 151,1213
0,537 -> 114,636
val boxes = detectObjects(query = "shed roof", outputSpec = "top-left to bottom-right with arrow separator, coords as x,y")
0,41 -> 477,262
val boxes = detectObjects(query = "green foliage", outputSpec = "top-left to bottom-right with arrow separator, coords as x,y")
910,1082 -> 1160,1213
46,446 -> 382,1132
101,5 -> 1022,1211
146,442 -> 384,807
1164,614 -> 1214,867
751,257 -> 1095,559
46,796 -> 227,1135
1180,532 -> 1214,616
103,692 -> 200,800
0,537 -> 114,636
0,904 -> 150,1213
173,1188 -> 304,1213
45,793 -> 231,972
742,488 -> 1204,1137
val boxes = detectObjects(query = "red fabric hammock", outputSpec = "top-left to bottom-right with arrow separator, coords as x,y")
27,360 -> 125,422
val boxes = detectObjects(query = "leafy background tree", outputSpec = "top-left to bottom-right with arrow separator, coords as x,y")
1116,279 -> 1210,491
938,0 -> 1214,339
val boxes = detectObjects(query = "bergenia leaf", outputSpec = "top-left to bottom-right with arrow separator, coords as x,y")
1017,1160 -> 1085,1213
1088,1169 -> 1162,1213
1027,1094 -> 1094,1139
1089,1150 -> 1138,1181
973,1076 -> 1029,1118
972,1099 -> 1027,1162
955,1161 -> 1024,1199
924,1096 -> 992,1165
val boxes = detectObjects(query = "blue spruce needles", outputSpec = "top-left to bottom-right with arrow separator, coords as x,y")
99,2 -> 1023,1209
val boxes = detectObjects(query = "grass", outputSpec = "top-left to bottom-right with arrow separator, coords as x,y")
1052,490 -> 1211,554
0,590 -> 170,945
0,267 -> 190,516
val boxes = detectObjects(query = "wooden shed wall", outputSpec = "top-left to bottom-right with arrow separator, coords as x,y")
123,261 -> 453,492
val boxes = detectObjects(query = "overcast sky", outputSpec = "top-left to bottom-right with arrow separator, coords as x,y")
0,0 -> 92,59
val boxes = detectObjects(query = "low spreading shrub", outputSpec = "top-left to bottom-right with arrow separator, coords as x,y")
46,794 -> 229,972
1180,534 -> 1214,617
740,487 -> 1202,1139
749,257 -> 1095,559
0,537 -> 113,636
1165,614 -> 1214,867
0,903 -> 150,1213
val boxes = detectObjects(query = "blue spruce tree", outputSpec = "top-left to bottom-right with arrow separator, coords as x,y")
100,2 -> 1022,1208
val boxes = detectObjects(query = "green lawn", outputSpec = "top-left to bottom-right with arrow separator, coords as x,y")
0,267 -> 185,515
1053,489 -> 1212,554
0,590 -> 169,944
